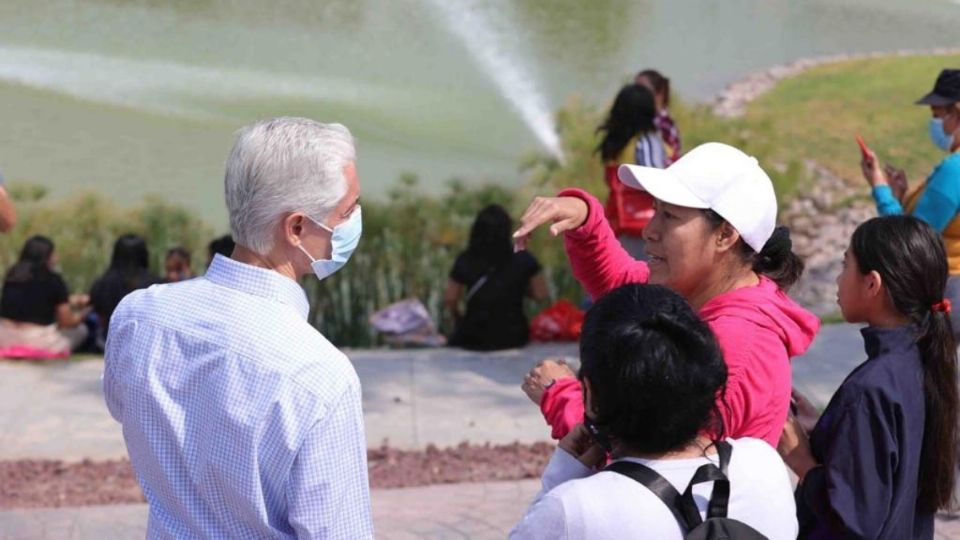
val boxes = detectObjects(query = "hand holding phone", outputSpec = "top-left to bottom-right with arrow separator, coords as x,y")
857,134 -> 886,187
559,422 -> 608,469
856,134 -> 873,163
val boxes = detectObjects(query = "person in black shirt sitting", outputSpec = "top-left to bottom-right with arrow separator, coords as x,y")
445,204 -> 547,351
0,235 -> 90,355
90,234 -> 160,349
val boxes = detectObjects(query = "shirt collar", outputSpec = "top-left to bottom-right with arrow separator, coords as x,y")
204,254 -> 310,320
860,324 -> 917,359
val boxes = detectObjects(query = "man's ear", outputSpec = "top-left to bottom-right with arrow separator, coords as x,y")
715,221 -> 742,254
284,212 -> 307,248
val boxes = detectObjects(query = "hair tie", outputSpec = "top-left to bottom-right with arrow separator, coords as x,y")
932,299 -> 952,314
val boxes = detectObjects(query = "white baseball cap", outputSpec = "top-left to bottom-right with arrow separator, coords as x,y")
617,142 -> 777,253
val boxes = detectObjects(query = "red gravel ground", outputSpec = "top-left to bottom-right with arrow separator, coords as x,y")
0,441 -> 554,509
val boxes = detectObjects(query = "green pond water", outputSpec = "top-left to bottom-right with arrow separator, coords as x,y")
1,0 -> 958,226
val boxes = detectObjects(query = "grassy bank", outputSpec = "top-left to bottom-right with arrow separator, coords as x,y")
672,54 -> 960,198
3,53 -> 956,346
0,185 -> 212,293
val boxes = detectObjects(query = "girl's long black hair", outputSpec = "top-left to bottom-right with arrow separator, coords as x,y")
851,215 -> 958,512
466,204 -> 513,269
107,234 -> 150,288
596,84 -> 657,162
6,235 -> 55,283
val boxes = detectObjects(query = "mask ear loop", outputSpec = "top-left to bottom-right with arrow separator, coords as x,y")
295,214 -> 331,263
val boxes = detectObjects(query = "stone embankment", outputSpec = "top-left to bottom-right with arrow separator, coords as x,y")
782,163 -> 875,316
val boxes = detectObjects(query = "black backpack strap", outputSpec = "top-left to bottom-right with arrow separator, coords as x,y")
681,441 -> 734,519
716,440 -> 732,474
605,460 -> 703,530
682,462 -> 730,519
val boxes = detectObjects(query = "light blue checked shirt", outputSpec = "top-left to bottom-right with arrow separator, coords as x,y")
104,255 -> 373,539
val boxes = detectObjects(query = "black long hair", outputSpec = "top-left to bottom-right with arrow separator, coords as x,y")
578,284 -> 727,455
466,204 -> 513,268
703,210 -> 805,291
6,235 -> 55,283
850,216 -> 958,513
108,234 -> 150,285
596,84 -> 657,162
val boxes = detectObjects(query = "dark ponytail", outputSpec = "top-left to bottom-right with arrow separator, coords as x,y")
851,215 -> 958,513
702,210 -> 805,291
752,226 -> 805,291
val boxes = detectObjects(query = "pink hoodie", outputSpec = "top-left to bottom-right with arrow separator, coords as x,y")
539,188 -> 821,447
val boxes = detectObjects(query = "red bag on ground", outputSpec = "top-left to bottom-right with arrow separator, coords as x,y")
529,300 -> 585,342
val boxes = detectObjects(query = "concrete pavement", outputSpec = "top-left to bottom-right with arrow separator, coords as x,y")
0,324 -> 860,462
0,343 -> 580,461
5,322 -> 960,539
0,480 -> 541,539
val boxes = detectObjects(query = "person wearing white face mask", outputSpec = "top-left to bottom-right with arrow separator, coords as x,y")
102,117 -> 373,539
862,68 -> 960,338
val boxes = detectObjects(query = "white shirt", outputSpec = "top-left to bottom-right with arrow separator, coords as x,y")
634,131 -> 667,169
510,438 -> 797,540
103,255 -> 373,539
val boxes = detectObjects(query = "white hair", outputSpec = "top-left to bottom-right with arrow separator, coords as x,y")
224,117 -> 355,254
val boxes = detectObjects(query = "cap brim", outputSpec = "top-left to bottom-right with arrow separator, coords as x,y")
617,164 -> 710,209
915,91 -> 957,106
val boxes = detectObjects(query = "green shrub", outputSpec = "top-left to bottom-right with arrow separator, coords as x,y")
0,186 -> 212,293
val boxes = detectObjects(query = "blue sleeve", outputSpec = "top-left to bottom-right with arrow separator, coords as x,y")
912,160 -> 960,233
800,391 -> 897,538
871,185 -> 903,216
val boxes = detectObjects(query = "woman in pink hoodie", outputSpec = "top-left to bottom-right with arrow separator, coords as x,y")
515,143 -> 821,447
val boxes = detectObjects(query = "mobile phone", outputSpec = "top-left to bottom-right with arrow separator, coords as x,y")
856,134 -> 873,162
583,415 -> 613,453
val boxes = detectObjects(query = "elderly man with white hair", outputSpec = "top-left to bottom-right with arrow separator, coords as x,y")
103,117 -> 372,539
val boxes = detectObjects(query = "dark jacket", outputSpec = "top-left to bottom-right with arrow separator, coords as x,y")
799,325 -> 932,539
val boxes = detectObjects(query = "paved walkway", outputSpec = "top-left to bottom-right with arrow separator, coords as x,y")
2,323 -> 960,538
0,480 -> 541,539
0,343 -> 579,461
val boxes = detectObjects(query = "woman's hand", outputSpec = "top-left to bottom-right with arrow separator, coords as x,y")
512,196 -> 589,251
778,415 -> 818,482
791,388 -> 820,434
521,358 -> 576,405
860,149 -> 889,188
884,164 -> 908,201
558,423 -> 607,470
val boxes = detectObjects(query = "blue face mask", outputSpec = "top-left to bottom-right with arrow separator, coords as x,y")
298,206 -> 362,280
929,117 -> 955,152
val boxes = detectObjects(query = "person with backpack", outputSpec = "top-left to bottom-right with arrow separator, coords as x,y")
779,216 -> 958,539
510,284 -> 797,539
515,143 -> 820,447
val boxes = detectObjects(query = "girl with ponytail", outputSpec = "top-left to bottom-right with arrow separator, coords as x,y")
779,215 -> 957,538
